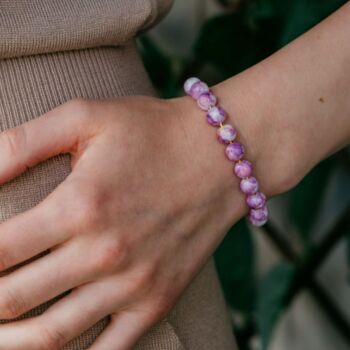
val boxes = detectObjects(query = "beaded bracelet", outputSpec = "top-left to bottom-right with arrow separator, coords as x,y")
184,77 -> 268,227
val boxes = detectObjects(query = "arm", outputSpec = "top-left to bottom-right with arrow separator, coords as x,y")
171,0 -> 350,229
210,1 -> 350,198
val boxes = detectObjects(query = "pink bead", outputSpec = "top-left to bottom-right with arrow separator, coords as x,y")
184,77 -> 200,95
207,106 -> 226,126
225,142 -> 244,161
250,205 -> 268,220
249,214 -> 268,227
189,81 -> 209,99
217,124 -> 237,144
197,91 -> 217,110
234,160 -> 253,178
240,176 -> 259,194
246,192 -> 266,209
248,205 -> 268,226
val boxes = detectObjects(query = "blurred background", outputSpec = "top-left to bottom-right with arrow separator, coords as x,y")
136,1 -> 350,349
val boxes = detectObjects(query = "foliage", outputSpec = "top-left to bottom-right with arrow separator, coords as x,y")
288,157 -> 336,245
214,219 -> 256,313
256,263 -> 295,350
137,0 -> 350,348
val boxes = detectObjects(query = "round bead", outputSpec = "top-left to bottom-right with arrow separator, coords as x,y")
217,124 -> 237,144
184,77 -> 200,95
234,160 -> 253,178
197,91 -> 217,110
189,81 -> 209,99
240,176 -> 259,194
225,142 -> 244,161
249,214 -> 268,227
246,192 -> 266,209
248,205 -> 269,226
207,106 -> 226,126
250,205 -> 268,221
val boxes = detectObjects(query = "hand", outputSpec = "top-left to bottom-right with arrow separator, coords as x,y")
0,95 -> 254,349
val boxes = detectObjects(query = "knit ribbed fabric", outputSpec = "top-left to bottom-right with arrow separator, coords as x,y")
0,2 -> 237,349
0,0 -> 174,59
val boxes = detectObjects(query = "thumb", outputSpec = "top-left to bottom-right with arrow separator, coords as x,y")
0,98 -> 96,185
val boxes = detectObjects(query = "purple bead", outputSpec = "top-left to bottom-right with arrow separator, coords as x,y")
189,81 -> 209,99
207,106 -> 226,126
246,192 -> 266,209
225,142 -> 244,161
248,205 -> 269,226
250,205 -> 268,221
234,160 -> 253,178
240,176 -> 259,194
184,77 -> 200,95
197,91 -> 217,110
217,124 -> 237,144
249,214 -> 268,227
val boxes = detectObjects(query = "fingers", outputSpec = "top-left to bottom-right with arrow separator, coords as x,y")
88,308 -> 157,350
0,239 -> 97,319
0,280 -> 115,350
0,275 -> 160,350
0,98 -> 97,185
0,189 -> 70,272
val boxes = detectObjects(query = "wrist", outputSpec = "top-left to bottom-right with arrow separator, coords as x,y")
210,75 -> 300,199
168,72 -> 302,228
167,94 -> 247,231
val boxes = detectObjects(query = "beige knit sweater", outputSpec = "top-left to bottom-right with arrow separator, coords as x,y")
0,0 -> 173,59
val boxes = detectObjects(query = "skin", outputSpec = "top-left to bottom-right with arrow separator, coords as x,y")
0,2 -> 349,350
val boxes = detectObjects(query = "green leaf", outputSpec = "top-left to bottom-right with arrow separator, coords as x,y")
214,219 -> 256,313
256,263 -> 295,350
246,0 -> 293,31
288,157 -> 335,246
280,0 -> 347,46
347,233 -> 350,283
247,0 -> 347,48
194,13 -> 257,78
137,35 -> 179,98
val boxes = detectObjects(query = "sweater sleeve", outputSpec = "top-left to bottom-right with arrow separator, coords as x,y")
0,0 -> 174,59
138,0 -> 174,33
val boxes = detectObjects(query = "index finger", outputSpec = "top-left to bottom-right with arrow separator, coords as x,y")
0,98 -> 95,185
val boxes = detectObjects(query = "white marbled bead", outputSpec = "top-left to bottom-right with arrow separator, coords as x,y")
184,77 -> 200,95
240,177 -> 259,194
246,192 -> 266,209
207,106 -> 226,126
197,91 -> 217,110
217,124 -> 237,144
248,205 -> 269,226
189,81 -> 209,99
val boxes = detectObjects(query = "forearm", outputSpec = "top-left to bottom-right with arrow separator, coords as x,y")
213,0 -> 350,194
211,2 -> 350,198
169,2 -> 350,233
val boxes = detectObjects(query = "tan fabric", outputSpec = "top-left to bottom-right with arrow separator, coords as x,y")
0,1 -> 238,349
0,0 -> 174,59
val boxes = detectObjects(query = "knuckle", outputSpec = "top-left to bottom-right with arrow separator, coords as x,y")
66,97 -> 91,110
93,238 -> 129,273
0,286 -> 26,319
68,186 -> 106,233
38,324 -> 67,350
0,126 -> 27,158
152,292 -> 174,319
74,199 -> 100,230
65,98 -> 93,121
0,245 -> 12,271
128,264 -> 157,297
